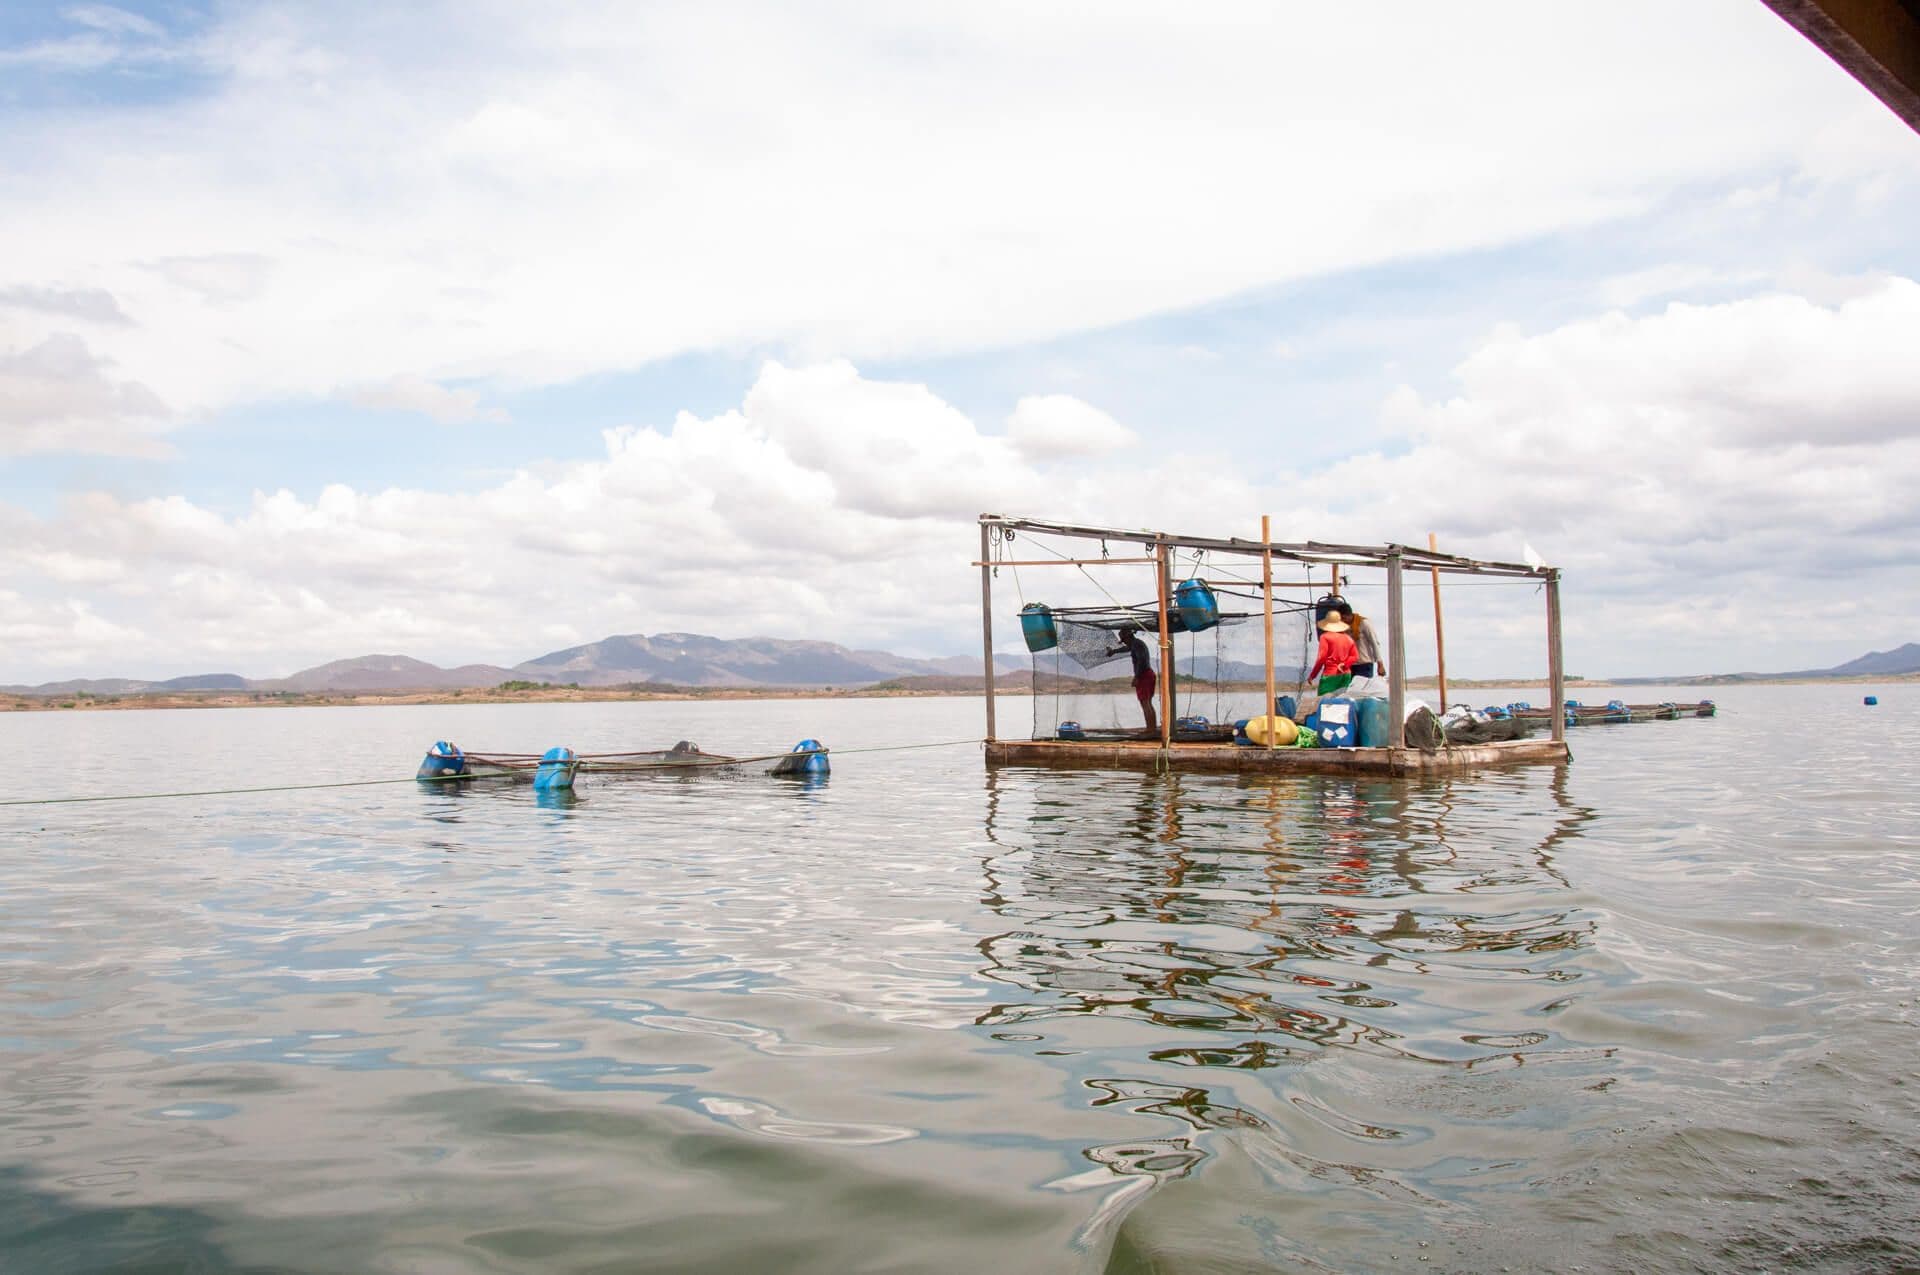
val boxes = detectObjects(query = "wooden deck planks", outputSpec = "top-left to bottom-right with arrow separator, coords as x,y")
984,737 -> 1570,776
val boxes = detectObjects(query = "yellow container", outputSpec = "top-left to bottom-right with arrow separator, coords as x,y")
1244,715 -> 1298,746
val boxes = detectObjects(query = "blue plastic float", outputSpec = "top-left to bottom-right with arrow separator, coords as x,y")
1173,579 -> 1219,632
1020,603 -> 1058,652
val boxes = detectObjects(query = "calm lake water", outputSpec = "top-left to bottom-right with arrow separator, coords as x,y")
1,687 -> 1916,1272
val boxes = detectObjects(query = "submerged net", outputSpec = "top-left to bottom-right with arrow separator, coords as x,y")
1028,584 -> 1318,740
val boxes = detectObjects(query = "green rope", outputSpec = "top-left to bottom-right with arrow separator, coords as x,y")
0,774 -> 472,807
0,740 -> 980,808
826,739 -> 975,755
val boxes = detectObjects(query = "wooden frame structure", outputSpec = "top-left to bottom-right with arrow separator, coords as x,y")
977,513 -> 1570,776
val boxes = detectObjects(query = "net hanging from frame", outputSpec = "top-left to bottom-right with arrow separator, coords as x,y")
1028,584 -> 1318,741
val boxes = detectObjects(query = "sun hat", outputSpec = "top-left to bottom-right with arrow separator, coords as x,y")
1318,615 -> 1350,633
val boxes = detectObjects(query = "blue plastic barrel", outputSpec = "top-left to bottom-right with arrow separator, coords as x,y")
533,746 -> 576,790
768,738 -> 830,777
1173,579 -> 1219,633
1278,694 -> 1298,720
1315,696 -> 1358,747
1354,698 -> 1391,747
1019,603 -> 1058,652
1865,695 -> 1879,706
790,738 -> 829,775
416,740 -> 467,780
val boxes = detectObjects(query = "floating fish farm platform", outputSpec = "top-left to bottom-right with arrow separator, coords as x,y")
985,736 -> 1571,776
972,514 -> 1714,780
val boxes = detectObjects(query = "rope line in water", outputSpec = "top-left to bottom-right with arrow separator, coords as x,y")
0,740 -> 980,808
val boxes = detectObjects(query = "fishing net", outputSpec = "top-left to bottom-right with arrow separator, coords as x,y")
1026,584 -> 1317,741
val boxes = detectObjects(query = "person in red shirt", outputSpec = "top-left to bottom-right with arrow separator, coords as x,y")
1308,613 -> 1358,695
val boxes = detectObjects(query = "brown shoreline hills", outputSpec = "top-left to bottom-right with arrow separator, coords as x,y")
4,635 -> 1916,699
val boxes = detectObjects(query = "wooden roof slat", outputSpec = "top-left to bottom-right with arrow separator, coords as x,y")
978,514 -> 1550,578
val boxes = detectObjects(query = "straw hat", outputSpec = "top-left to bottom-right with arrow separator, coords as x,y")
1318,614 -> 1350,633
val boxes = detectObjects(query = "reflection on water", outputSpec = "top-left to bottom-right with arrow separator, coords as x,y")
0,692 -> 1916,1272
978,768 -> 1596,1070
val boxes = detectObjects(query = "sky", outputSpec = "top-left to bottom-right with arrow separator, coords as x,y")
2,0 -> 1918,684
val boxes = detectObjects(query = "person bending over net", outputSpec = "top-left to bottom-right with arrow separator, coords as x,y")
1108,626 -> 1159,736
1308,612 -> 1358,696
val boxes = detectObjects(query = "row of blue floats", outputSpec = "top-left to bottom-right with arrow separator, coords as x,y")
416,739 -> 830,790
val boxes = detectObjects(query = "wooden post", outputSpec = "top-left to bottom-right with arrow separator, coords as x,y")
980,521 -> 996,742
1546,567 -> 1565,745
1262,515 -> 1275,750
1428,532 -> 1449,714
1156,541 -> 1173,749
1387,551 -> 1407,748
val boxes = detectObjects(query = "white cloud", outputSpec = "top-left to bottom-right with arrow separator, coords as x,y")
0,359 -> 1279,680
2,0 -> 1913,454
0,285 -> 130,325
1006,394 -> 1136,460
1,306 -> 1916,683
349,374 -> 509,425
143,253 -> 275,305
1592,263 -> 1759,309
1302,277 -> 1920,674
0,330 -> 169,456
67,5 -> 164,38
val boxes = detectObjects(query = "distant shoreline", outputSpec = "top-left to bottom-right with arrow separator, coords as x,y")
5,673 -> 1906,713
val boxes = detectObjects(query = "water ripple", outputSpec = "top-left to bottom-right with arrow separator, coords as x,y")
0,691 -> 1914,1272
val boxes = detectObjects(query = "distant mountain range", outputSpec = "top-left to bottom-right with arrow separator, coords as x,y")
7,637 -> 1914,698
1611,642 -> 1920,686
1,633 -> 1029,696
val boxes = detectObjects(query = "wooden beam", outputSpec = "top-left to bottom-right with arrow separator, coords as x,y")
985,736 -> 1571,776
967,557 -> 1157,567
1156,541 -> 1173,749
977,515 -> 1549,577
1262,514 -> 1275,750
1428,532 -> 1449,714
1387,551 -> 1407,748
1760,0 -> 1920,134
1547,568 -> 1566,745
980,522 -> 996,742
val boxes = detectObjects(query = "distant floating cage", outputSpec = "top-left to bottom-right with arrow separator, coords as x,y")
576,742 -> 745,775
1507,700 -> 1717,727
416,739 -> 827,789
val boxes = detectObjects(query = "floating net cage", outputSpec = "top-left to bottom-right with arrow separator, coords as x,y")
1027,582 -> 1322,741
